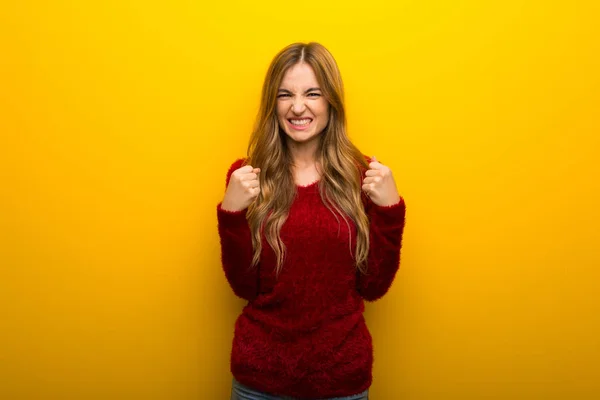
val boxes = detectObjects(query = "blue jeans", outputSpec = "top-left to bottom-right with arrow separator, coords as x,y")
230,378 -> 369,400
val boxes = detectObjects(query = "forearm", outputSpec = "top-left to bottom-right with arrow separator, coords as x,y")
357,198 -> 406,301
217,204 -> 259,301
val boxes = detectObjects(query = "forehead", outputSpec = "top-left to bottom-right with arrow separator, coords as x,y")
279,63 -> 320,89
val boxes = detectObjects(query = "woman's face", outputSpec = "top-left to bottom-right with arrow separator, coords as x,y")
276,63 -> 330,146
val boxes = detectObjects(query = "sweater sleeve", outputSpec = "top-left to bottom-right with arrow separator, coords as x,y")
356,195 -> 406,301
216,159 -> 259,301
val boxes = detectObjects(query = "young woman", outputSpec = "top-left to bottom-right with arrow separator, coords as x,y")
217,42 -> 406,400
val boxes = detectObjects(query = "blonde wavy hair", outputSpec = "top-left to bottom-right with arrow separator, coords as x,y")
246,42 -> 370,275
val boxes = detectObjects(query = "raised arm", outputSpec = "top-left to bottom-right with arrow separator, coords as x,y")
216,159 -> 261,301
357,156 -> 406,301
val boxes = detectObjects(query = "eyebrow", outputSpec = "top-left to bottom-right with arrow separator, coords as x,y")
277,87 -> 322,94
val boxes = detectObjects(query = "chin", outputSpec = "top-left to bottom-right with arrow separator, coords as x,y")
287,131 -> 320,144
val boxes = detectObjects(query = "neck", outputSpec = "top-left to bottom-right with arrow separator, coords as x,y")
287,137 -> 320,169
286,137 -> 322,185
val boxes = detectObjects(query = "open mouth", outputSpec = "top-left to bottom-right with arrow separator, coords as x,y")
287,118 -> 313,129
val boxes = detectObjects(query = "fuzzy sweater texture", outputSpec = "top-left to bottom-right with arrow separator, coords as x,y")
217,158 -> 406,399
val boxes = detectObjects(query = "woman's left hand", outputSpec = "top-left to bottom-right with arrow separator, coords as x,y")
362,156 -> 401,207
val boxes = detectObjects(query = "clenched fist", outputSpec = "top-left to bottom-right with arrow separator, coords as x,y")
362,156 -> 401,207
221,165 -> 261,212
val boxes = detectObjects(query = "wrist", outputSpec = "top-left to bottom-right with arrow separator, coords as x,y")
221,200 -> 243,212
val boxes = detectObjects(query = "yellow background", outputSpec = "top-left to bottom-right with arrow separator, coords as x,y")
1,0 -> 599,399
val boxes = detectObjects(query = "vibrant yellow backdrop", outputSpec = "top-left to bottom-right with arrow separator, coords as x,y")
1,1 -> 599,399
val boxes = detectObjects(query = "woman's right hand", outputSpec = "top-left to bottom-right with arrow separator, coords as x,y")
220,165 -> 261,212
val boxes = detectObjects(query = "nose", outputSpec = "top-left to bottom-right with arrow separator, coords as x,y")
290,97 -> 306,114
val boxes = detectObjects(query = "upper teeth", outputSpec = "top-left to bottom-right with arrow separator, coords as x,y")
290,119 -> 311,126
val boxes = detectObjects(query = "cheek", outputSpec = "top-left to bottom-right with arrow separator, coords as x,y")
276,103 -> 287,120
318,102 -> 330,120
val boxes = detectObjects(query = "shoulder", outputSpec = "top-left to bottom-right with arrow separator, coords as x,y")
224,158 -> 247,186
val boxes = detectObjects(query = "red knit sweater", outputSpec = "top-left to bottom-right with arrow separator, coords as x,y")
217,159 -> 406,399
